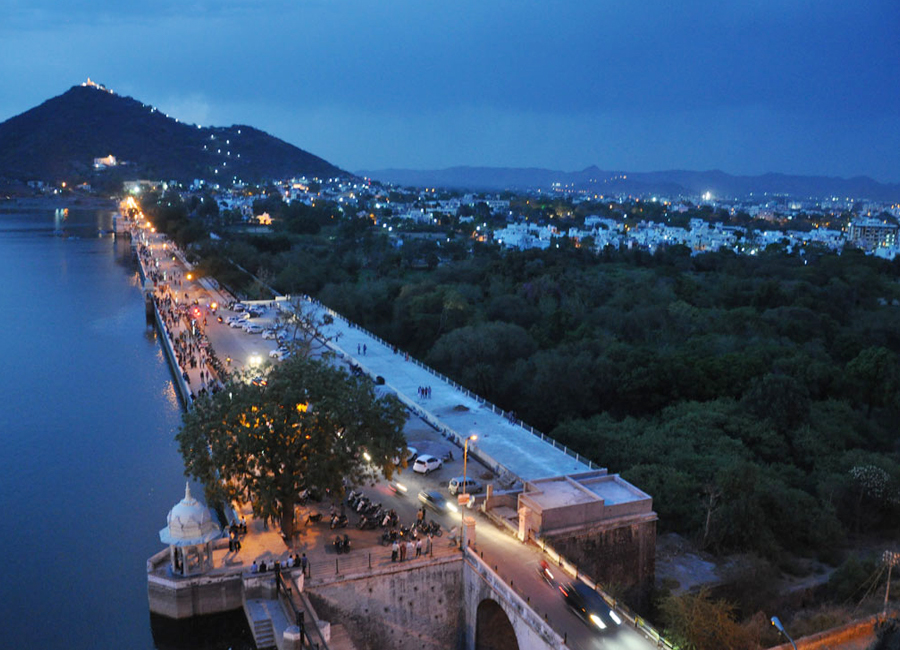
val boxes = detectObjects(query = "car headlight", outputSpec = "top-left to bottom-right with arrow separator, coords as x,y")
609,611 -> 622,625
589,614 -> 607,629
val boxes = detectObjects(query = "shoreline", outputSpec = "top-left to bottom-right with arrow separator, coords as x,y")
0,195 -> 118,210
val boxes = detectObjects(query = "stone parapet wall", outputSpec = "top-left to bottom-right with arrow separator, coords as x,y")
307,556 -> 464,650
767,613 -> 883,650
148,571 -> 244,619
543,514 -> 657,610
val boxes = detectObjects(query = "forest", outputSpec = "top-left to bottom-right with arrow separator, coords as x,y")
141,189 -> 900,565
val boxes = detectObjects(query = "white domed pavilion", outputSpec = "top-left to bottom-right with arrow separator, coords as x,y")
159,483 -> 221,576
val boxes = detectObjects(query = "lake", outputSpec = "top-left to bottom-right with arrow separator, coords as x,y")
0,204 -> 249,649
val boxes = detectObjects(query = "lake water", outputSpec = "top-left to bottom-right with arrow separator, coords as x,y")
0,205 -> 248,649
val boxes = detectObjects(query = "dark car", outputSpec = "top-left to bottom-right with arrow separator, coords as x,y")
417,489 -> 458,514
558,581 -> 622,631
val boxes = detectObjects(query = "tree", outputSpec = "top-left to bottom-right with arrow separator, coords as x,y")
660,587 -> 752,650
847,346 -> 898,417
177,356 -> 408,539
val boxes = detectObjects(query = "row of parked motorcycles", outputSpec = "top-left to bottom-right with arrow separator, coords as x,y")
380,519 -> 443,545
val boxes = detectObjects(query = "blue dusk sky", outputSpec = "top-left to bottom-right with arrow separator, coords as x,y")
1,0 -> 898,181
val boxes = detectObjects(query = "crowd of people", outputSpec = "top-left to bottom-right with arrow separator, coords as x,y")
135,232 -> 226,401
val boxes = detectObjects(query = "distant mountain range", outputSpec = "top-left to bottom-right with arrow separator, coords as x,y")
0,83 -> 346,184
360,165 -> 900,202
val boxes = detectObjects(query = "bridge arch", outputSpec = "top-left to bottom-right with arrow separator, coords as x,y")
475,598 -> 520,650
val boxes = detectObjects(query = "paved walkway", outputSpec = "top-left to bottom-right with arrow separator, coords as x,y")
302,303 -> 595,482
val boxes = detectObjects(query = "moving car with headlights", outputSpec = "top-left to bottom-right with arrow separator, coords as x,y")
417,489 -> 458,514
558,581 -> 622,631
412,454 -> 442,474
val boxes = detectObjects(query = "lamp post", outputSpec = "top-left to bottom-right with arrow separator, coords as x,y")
460,434 -> 477,550
771,616 -> 797,650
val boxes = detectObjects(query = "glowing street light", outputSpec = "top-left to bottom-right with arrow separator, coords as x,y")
770,616 -> 797,650
460,434 -> 477,550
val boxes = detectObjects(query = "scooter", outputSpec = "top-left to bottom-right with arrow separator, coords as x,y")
330,513 -> 349,529
538,561 -> 555,586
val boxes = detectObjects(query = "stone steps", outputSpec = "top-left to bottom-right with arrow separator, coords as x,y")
245,598 -> 277,649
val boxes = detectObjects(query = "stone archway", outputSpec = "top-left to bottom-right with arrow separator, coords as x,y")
475,598 -> 520,650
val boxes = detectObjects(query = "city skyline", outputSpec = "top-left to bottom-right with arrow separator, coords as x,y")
1,0 -> 898,182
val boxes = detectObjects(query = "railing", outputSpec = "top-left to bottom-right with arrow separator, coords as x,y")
274,566 -> 325,649
462,546 -> 566,647
304,536 -> 459,584
530,535 -> 676,649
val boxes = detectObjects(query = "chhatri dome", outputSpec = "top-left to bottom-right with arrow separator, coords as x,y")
159,482 -> 221,546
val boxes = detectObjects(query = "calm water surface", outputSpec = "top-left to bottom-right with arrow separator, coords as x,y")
0,206 -> 245,649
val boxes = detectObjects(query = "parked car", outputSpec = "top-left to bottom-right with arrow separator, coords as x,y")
448,477 -> 483,496
231,302 -> 247,312
413,454 -> 442,474
269,346 -> 290,359
243,322 -> 264,334
558,582 -> 622,631
228,319 -> 245,328
262,328 -> 278,340
417,489 -> 458,514
391,446 -> 418,466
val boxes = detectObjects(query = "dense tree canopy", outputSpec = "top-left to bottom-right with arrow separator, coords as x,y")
177,355 -> 408,538
165,196 -> 900,558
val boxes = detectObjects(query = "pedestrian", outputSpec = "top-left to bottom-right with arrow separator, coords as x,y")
363,344 -> 367,355
399,540 -> 407,561
300,553 -> 308,576
251,560 -> 259,574
406,540 -> 415,560
426,534 -> 433,556
416,538 -> 422,557
392,540 -> 399,562
357,344 -> 360,354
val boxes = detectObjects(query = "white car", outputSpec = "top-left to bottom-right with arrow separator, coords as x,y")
262,329 -> 278,340
243,323 -> 264,334
448,477 -> 483,496
269,348 -> 291,360
412,454 -> 442,474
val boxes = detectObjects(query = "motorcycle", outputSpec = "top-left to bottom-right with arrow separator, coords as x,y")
538,561 -> 555,586
358,514 -> 380,530
330,513 -> 349,529
333,535 -> 345,554
346,490 -> 362,507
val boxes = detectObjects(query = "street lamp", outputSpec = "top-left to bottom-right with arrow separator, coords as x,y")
460,434 -> 477,550
771,616 -> 797,650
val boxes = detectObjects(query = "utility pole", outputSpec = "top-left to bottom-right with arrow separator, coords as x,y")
884,550 -> 899,617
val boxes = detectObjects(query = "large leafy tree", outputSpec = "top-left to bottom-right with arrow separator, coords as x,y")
177,355 -> 408,538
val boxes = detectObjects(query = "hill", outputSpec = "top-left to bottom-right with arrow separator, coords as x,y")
0,83 -> 346,184
360,165 -> 900,202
